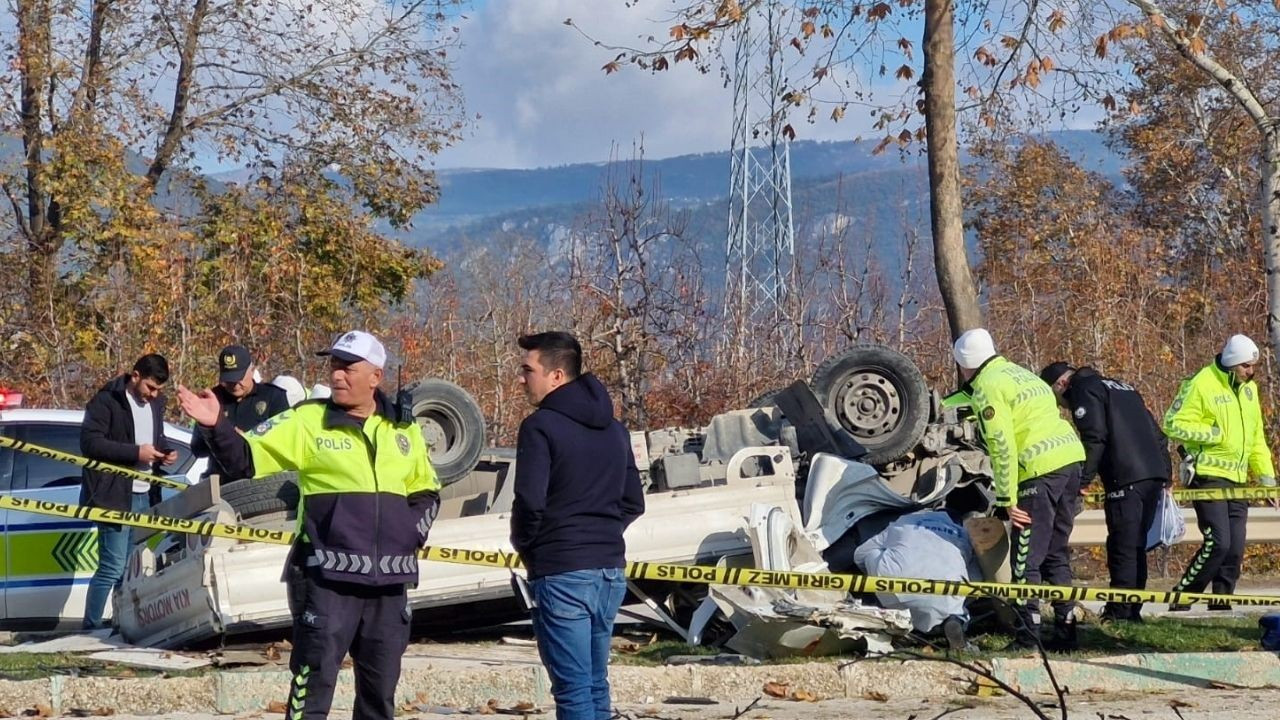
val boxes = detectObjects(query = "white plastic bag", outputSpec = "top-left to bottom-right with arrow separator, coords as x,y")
1146,489 -> 1186,551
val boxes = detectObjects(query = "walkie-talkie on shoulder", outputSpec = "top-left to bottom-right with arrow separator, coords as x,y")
394,364 -> 413,424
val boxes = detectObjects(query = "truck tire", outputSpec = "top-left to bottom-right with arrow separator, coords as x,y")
748,387 -> 785,408
220,472 -> 299,529
407,378 -> 486,486
811,344 -> 930,466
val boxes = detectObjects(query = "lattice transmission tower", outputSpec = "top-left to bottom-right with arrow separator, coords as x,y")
724,0 -> 796,351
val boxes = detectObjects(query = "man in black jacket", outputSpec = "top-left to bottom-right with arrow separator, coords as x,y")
190,344 -> 290,480
79,353 -> 177,630
1041,362 -> 1172,622
512,332 -> 645,720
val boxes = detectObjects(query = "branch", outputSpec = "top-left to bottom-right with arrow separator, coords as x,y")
146,0 -> 212,188
1124,0 -> 1272,131
2,180 -> 34,242
68,0 -> 111,123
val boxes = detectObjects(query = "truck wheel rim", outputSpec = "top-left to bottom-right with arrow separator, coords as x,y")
835,370 -> 902,441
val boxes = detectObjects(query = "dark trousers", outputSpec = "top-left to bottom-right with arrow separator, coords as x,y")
1175,476 -> 1248,597
285,571 -> 411,720
1011,463 -> 1082,633
1102,478 -> 1163,618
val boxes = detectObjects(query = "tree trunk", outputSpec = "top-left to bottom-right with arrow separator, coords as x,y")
1264,127 -> 1280,355
15,0 -> 55,324
922,0 -> 983,340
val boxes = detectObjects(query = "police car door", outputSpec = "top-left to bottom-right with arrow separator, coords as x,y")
0,425 -> 13,621
5,422 -> 97,625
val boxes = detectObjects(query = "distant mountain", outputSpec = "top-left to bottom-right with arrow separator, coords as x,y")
400,130 -> 1121,286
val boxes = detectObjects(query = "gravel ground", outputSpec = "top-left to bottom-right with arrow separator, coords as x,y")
39,688 -> 1280,719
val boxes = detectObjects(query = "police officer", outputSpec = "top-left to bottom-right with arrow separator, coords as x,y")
1040,362 -> 1171,623
178,330 -> 441,720
953,329 -> 1085,649
190,345 -> 290,480
1164,334 -> 1276,610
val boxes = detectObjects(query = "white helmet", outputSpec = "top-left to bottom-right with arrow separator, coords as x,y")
269,375 -> 307,407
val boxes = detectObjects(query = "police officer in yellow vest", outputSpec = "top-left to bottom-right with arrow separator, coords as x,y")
178,331 -> 441,720
954,329 -> 1086,649
1165,334 -> 1276,610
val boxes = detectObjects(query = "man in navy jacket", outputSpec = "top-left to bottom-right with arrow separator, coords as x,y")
512,332 -> 645,720
1041,362 -> 1171,623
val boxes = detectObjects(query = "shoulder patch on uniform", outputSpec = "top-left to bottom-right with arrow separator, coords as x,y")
251,410 -> 290,436
254,400 -> 267,416
1171,399 -> 1182,412
1245,386 -> 1254,401
982,406 -> 996,421
1074,406 -> 1087,419
396,433 -> 411,457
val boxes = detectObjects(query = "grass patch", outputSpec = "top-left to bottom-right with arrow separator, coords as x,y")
1076,615 -> 1259,654
964,616 -> 1260,658
612,640 -> 719,666
0,652 -> 209,680
614,616 -> 1262,666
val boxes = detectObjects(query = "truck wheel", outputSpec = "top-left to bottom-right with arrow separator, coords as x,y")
748,387 -> 785,408
220,472 -> 299,529
407,378 -> 486,486
811,344 -> 930,465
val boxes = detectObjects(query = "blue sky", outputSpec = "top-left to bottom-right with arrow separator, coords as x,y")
436,1 -> 1103,170
435,0 -> 899,169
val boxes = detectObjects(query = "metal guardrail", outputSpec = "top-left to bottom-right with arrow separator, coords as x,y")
1070,507 -> 1280,546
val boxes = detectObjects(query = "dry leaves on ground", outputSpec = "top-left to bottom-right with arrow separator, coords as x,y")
790,689 -> 819,702
762,681 -> 789,699
264,642 -> 292,662
761,681 -> 819,702
265,700 -> 288,714
862,690 -> 888,702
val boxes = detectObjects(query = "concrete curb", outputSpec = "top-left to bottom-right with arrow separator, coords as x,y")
0,653 -> 1278,714
991,651 -> 1280,694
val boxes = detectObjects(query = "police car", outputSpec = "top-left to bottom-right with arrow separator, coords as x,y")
0,394 -> 207,629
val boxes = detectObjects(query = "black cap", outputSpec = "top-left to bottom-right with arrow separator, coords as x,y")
218,345 -> 253,383
1039,361 -> 1074,388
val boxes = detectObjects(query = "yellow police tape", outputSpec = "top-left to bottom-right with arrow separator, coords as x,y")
0,435 -> 188,490
1083,485 -> 1280,503
11,433 -> 1273,505
1,492 -> 1276,609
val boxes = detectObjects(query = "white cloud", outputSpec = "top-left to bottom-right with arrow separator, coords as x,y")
437,0 -> 886,169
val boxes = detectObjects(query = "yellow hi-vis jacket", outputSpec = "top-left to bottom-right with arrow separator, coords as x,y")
204,398 -> 441,586
967,356 -> 1086,507
1163,360 -> 1275,485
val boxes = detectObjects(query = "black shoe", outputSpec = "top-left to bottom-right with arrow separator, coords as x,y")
1099,603 -> 1130,625
1207,601 -> 1233,612
1098,609 -> 1126,625
1047,619 -> 1079,652
1008,633 -> 1040,651
942,615 -> 967,653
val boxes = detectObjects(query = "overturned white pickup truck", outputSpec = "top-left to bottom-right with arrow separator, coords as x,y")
117,346 -> 992,648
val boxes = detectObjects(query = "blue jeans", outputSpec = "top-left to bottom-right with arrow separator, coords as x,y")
530,568 -> 627,720
83,493 -> 149,630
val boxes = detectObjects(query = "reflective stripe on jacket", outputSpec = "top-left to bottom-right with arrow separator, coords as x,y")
206,398 -> 441,586
1163,359 -> 1275,485
967,356 -> 1086,507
